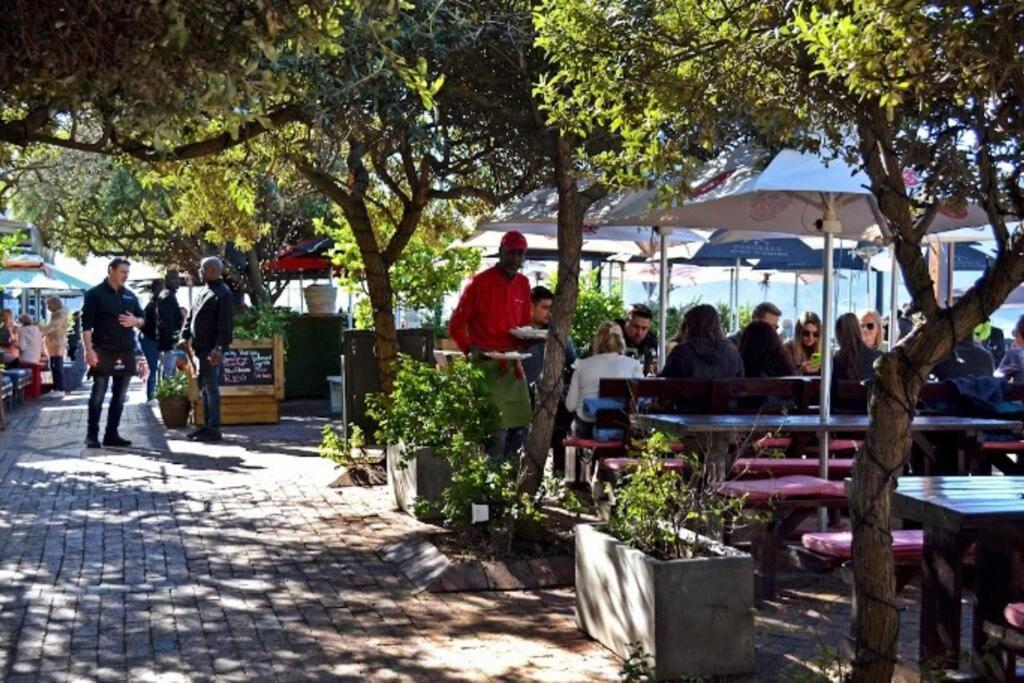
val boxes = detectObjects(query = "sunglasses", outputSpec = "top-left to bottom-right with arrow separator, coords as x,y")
861,323 -> 876,331
801,330 -> 820,338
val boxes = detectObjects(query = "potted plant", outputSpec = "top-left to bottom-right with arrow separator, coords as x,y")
368,355 -> 497,517
155,371 -> 191,428
575,434 -> 756,680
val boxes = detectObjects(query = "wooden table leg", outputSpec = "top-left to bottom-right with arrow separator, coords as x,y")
971,536 -> 1016,680
752,507 -> 813,601
919,524 -> 969,671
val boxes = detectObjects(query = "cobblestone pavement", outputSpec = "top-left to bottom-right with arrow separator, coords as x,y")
0,384 -> 619,682
0,382 -> 969,682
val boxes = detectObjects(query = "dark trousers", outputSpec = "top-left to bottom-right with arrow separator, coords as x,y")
88,374 -> 131,439
198,357 -> 222,430
140,337 -> 159,400
49,356 -> 65,392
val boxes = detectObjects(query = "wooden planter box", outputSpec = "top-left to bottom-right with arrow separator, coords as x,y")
575,524 -> 755,680
190,335 -> 285,426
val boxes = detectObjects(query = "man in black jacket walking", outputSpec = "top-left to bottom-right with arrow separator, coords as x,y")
180,257 -> 234,442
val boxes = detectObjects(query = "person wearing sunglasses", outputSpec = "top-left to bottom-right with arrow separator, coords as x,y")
859,309 -> 886,351
835,313 -> 882,383
784,311 -> 822,375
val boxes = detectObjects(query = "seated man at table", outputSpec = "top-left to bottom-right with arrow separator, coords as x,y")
522,285 -> 577,476
616,304 -> 658,375
932,332 -> 994,380
728,301 -> 782,347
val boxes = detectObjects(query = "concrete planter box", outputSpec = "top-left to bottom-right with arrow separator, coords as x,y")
575,523 -> 754,680
386,444 -> 452,517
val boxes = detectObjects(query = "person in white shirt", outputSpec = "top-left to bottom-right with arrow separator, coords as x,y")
565,321 -> 642,438
16,314 -> 45,366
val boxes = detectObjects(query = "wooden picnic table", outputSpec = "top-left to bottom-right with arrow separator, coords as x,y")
639,414 -> 1021,475
892,476 -> 1024,677
639,413 -> 1022,435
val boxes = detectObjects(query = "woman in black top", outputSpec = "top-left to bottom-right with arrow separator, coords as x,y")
660,304 -> 743,379
738,320 -> 796,378
834,312 -> 881,382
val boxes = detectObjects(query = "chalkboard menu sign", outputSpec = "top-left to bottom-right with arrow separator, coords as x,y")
220,347 -> 274,387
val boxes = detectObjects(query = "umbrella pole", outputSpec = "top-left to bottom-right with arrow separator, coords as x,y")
299,271 -> 305,314
620,262 -> 626,303
945,243 -> 956,306
889,244 -> 899,348
793,270 -> 800,326
657,227 -> 671,372
818,202 -> 839,531
733,257 -> 741,332
348,288 -> 354,330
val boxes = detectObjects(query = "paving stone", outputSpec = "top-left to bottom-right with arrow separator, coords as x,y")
0,386 -> 617,681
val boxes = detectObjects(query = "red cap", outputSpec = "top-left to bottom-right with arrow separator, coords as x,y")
500,231 -> 528,252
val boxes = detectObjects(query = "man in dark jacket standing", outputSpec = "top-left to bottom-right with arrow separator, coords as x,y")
156,270 -> 184,378
180,257 -> 234,442
81,258 -> 145,448
140,279 -> 164,401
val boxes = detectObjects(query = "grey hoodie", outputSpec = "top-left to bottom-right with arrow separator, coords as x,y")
659,338 -> 745,379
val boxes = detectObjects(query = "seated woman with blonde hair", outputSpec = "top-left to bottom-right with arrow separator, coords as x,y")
565,321 -> 642,438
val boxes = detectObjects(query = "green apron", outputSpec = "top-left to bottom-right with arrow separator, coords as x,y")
478,358 -> 532,429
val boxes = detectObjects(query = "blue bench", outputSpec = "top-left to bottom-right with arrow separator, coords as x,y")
3,368 -> 32,404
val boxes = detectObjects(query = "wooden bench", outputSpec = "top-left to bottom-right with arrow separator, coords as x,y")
788,529 -> 925,592
717,475 -> 848,600
596,456 -> 855,486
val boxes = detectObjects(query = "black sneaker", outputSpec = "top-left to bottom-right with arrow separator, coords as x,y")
187,428 -> 208,441
85,436 -> 101,449
193,429 -> 223,443
102,435 -> 132,448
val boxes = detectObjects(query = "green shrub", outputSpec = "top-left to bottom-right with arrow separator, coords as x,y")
234,306 -> 297,341
318,424 -> 373,467
367,355 -> 497,457
367,355 -> 542,536
608,432 -> 748,559
154,371 -> 189,400
570,270 -> 626,349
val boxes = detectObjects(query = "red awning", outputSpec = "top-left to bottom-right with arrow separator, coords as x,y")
263,255 -> 333,273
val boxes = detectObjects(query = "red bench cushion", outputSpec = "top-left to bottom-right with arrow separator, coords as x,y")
563,437 -> 624,450
1006,602 -> 1024,630
717,475 -> 846,502
734,457 -> 854,478
981,441 -> 1024,453
598,457 -> 855,480
801,530 -> 924,561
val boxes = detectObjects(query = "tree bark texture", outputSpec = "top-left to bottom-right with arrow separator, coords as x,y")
294,153 -> 411,393
518,133 -> 602,495
850,107 -> 1024,681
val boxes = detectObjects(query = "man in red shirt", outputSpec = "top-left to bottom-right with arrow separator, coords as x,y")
449,231 -> 533,460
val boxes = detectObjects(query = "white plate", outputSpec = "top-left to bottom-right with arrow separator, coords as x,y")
484,351 -> 532,361
510,327 -> 548,340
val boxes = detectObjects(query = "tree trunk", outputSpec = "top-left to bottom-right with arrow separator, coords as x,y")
241,248 -> 270,308
519,133 -> 598,495
849,349 -> 924,681
362,250 -> 400,394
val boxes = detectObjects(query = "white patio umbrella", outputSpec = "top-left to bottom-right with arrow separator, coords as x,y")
608,142 -> 890,527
